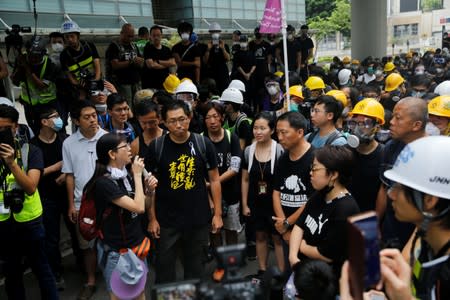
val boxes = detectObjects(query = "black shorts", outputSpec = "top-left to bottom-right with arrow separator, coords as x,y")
254,215 -> 277,235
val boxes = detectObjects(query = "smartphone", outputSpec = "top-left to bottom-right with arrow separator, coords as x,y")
347,211 -> 381,300
0,128 -> 15,148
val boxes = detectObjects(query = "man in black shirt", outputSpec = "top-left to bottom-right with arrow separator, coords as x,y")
275,25 -> 301,73
172,22 -> 201,84
105,23 -> 144,108
249,27 -> 271,108
147,100 -> 223,283
297,25 -> 314,82
142,25 -> 176,90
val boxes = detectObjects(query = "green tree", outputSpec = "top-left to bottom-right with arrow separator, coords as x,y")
308,0 -> 350,42
306,0 -> 336,22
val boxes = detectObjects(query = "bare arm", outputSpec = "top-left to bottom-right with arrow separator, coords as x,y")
0,57 -> 9,79
93,58 -> 101,80
300,240 -> 332,262
376,184 -> 387,220
241,168 -> 250,216
112,157 -> 145,213
209,167 -> 223,233
43,161 -> 62,177
289,224 -> 303,266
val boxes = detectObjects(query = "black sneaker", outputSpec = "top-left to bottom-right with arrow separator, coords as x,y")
77,284 -> 96,300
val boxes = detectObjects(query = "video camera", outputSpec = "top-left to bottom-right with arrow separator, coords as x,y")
152,244 -> 271,300
79,69 -> 104,95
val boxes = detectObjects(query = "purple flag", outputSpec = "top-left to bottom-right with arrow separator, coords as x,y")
259,0 -> 282,33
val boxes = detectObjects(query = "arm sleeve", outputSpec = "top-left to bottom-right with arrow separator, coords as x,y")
27,144 -> 44,172
105,43 -> 120,61
88,42 -> 100,59
61,140 -> 73,173
229,133 -> 242,172
95,177 -> 127,205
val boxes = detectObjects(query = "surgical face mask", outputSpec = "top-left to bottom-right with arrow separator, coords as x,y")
425,122 -> 441,136
375,129 -> 390,143
52,117 -> 64,132
181,32 -> 190,41
51,43 -> 64,53
410,90 -> 426,98
266,85 -> 279,96
367,67 -> 374,75
288,34 -> 294,40
211,33 -> 220,40
375,70 -> 383,77
344,64 -> 351,69
289,102 -> 299,112
95,104 -> 108,113
415,69 -> 425,75
240,42 -> 248,49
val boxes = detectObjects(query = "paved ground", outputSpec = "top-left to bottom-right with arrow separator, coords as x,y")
0,226 -> 270,300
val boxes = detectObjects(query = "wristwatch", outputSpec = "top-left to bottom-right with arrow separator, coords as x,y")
283,218 -> 290,230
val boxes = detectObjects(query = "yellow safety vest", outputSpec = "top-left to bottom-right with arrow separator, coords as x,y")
0,158 -> 42,223
20,56 -> 57,105
67,55 -> 95,80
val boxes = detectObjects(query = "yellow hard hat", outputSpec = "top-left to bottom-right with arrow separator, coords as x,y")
287,85 -> 304,100
348,98 -> 385,125
326,90 -> 349,108
406,52 -> 413,58
351,59 -> 360,65
384,62 -> 396,72
305,76 -> 325,90
180,77 -> 193,83
274,71 -> 284,78
342,56 -> 351,64
163,74 -> 181,94
428,96 -> 450,118
384,73 -> 404,92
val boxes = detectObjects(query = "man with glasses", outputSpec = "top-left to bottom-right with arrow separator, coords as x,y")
105,93 -> 136,143
305,95 -> 347,148
147,100 -> 222,283
105,23 -> 144,108
30,107 -> 73,290
62,100 -> 107,299
346,98 -> 385,212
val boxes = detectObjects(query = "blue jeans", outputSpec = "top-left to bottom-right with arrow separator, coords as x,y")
0,217 -> 58,300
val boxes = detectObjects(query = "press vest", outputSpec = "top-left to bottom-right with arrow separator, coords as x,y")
66,41 -> 96,80
20,56 -> 57,105
0,145 -> 42,223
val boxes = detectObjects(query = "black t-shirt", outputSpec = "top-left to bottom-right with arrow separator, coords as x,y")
274,147 -> 314,217
232,49 -> 256,75
276,40 -> 301,71
147,134 -> 218,228
105,41 -> 141,84
297,193 -> 360,275
297,37 -> 314,64
0,51 -> 6,97
204,44 -> 231,92
60,41 -> 100,76
248,40 -> 270,74
94,175 -> 145,250
25,143 -> 44,172
380,139 -> 415,249
172,42 -> 201,82
348,144 -> 384,212
30,133 -> 67,199
142,44 -> 173,89
203,130 -> 242,205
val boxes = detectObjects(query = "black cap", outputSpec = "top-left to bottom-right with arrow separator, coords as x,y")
286,25 -> 295,33
301,24 -> 309,30
239,35 -> 248,42
233,30 -> 241,36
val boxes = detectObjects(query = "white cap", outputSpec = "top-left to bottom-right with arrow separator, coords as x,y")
338,68 -> 352,86
384,136 -> 450,199
219,88 -> 243,104
0,97 -> 13,106
228,79 -> 246,92
175,80 -> 198,96
434,80 -> 450,95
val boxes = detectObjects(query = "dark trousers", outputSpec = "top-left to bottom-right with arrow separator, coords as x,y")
155,225 -> 209,284
0,217 -> 58,300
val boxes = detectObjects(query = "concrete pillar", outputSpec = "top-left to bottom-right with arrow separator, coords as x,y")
351,0 -> 387,60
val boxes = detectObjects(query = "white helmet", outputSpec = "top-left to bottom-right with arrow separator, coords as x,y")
338,68 -> 352,86
219,88 -> 243,104
0,97 -> 13,106
434,80 -> 450,96
384,136 -> 450,199
175,80 -> 198,96
228,79 -> 246,92
61,20 -> 81,34
208,22 -> 222,33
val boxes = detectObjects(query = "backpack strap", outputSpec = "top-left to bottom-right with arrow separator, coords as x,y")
192,132 -> 210,169
270,140 -> 277,174
307,130 -> 318,143
20,142 -> 29,171
152,134 -> 166,174
235,113 -> 250,136
324,130 -> 344,145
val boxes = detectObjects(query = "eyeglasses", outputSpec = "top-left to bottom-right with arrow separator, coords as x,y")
44,114 -> 60,119
347,119 -> 375,129
205,114 -> 221,120
310,165 -> 327,173
166,117 -> 189,126
176,94 -> 195,102
115,143 -> 130,151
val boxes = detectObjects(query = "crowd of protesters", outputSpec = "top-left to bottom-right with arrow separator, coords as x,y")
0,18 -> 449,300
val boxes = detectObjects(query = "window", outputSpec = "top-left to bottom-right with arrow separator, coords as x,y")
394,23 -> 419,38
